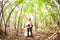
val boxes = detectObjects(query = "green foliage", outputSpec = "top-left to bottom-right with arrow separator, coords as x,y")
15,0 -> 24,5
1,0 -> 60,34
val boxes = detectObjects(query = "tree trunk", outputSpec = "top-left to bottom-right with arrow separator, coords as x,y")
17,4 -> 23,35
45,30 -> 59,40
33,14 -> 38,30
0,0 -> 4,35
5,5 -> 17,35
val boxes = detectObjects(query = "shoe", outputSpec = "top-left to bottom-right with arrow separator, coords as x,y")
25,36 -> 29,38
30,35 -> 33,37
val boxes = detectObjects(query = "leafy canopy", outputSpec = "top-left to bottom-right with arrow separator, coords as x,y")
15,0 -> 24,5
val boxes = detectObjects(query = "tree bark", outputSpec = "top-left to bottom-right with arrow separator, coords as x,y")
5,5 -> 17,35
17,4 -> 23,35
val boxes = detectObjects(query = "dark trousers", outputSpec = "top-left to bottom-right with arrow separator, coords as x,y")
27,27 -> 32,37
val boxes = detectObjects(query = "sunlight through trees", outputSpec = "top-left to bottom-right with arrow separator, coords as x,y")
0,0 -> 60,40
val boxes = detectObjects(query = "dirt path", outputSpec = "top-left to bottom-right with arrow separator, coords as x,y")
0,27 -> 60,40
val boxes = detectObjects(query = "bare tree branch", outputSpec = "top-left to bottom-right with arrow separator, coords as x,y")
3,0 -> 8,8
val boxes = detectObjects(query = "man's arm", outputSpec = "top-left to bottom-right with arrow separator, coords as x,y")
30,22 -> 32,27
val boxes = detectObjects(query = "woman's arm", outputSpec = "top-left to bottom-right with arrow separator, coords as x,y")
26,17 -> 29,21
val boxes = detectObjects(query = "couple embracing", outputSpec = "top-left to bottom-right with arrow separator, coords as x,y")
25,17 -> 33,37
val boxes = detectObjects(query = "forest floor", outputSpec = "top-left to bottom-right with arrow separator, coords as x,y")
0,26 -> 60,40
